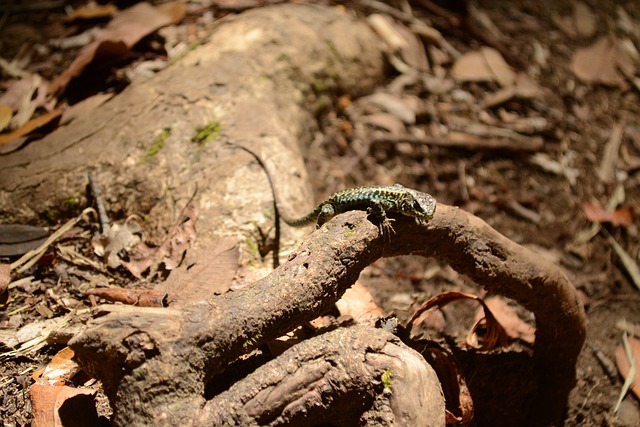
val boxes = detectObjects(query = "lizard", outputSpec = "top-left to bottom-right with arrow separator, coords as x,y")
280,184 -> 437,230
226,143 -> 436,252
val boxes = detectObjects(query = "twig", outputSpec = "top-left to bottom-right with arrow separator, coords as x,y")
89,173 -> 110,234
372,132 -> 543,152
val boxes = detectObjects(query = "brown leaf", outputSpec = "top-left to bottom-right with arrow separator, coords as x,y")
615,336 -> 640,399
30,384 -> 98,427
335,281 -> 383,324
64,3 -> 118,21
0,105 -> 64,153
33,347 -> 80,386
155,236 -> 239,307
452,47 -> 515,87
582,201 -> 633,226
49,1 -> 186,96
571,36 -> 634,87
475,296 -> 535,344
0,104 -> 12,131
408,291 -> 509,351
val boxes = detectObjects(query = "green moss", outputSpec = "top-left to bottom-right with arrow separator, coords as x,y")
381,368 -> 393,393
193,121 -> 222,146
145,128 -> 171,161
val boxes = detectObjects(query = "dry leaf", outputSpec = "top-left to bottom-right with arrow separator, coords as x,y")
360,92 -> 416,124
34,347 -> 80,386
582,201 -> 633,226
552,2 -> 596,39
0,106 -> 64,153
0,224 -> 50,256
408,291 -> 509,351
615,336 -> 640,400
335,281 -> 383,324
64,2 -> 118,21
156,236 -> 239,307
452,47 -> 515,87
30,384 -> 98,427
475,296 -> 535,344
49,1 -> 186,95
0,104 -> 12,131
571,36 -> 635,87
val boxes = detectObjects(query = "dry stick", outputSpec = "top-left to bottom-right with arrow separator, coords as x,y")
69,206 -> 585,426
372,132 -> 543,152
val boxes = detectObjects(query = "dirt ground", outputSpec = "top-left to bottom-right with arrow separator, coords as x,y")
1,1 -> 640,426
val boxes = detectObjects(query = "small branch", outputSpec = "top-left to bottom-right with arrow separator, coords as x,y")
372,132 -> 543,152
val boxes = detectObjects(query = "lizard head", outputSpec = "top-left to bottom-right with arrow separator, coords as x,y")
403,190 -> 437,221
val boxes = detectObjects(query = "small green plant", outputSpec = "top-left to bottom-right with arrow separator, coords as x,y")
193,121 -> 222,146
145,128 -> 171,161
243,333 -> 263,350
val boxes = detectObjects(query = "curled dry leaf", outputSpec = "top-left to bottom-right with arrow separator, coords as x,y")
408,291 -> 509,351
34,346 -> 80,386
475,296 -> 536,344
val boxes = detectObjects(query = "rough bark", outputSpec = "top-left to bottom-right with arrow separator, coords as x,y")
0,4 -> 385,268
69,207 -> 586,426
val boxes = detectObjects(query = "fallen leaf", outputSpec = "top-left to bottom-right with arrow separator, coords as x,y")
360,92 -> 416,124
30,384 -> 98,427
615,335 -> 640,401
64,2 -> 118,21
0,106 -> 64,153
156,236 -> 239,307
408,291 -> 509,351
49,1 -> 186,96
34,347 -> 80,386
582,201 -> 633,226
335,281 -> 383,324
475,296 -> 535,344
0,104 -> 12,131
552,2 -> 596,39
0,224 -> 50,256
92,221 -> 143,270
452,47 -> 515,87
571,36 -> 635,87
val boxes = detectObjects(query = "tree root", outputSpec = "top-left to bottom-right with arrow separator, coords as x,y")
69,205 -> 586,426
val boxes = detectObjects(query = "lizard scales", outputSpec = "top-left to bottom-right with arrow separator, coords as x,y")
281,184 -> 436,228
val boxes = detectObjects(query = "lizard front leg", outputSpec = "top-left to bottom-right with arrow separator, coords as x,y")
367,198 -> 395,235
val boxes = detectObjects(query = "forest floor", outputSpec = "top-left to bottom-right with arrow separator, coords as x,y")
1,1 -> 639,426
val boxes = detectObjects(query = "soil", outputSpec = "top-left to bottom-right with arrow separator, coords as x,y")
1,1 -> 640,426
